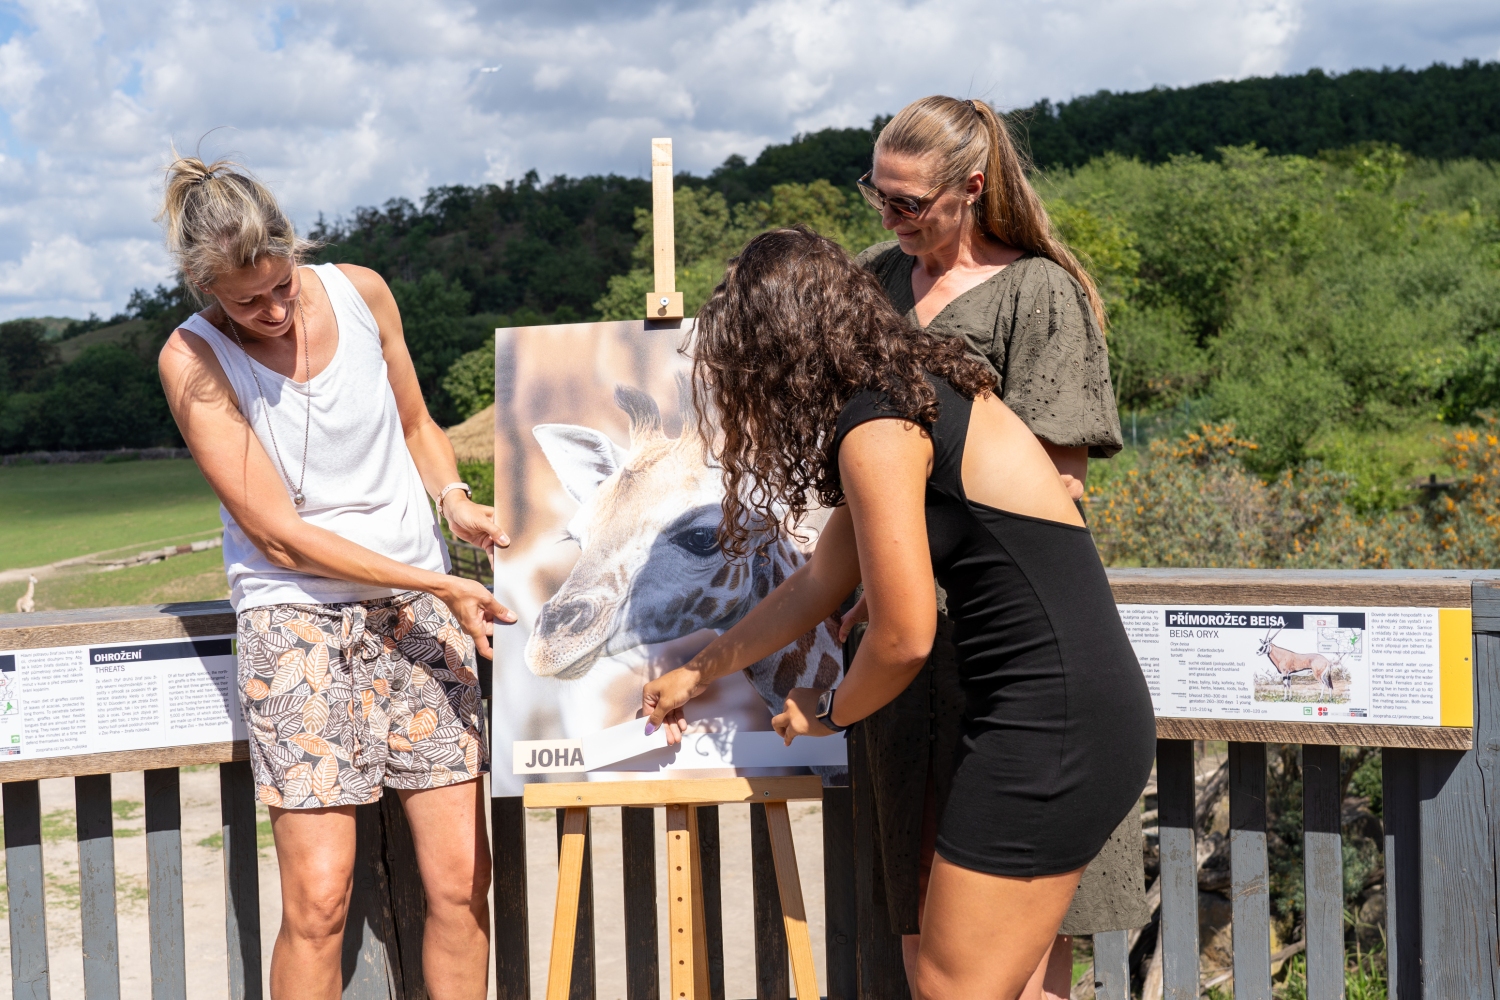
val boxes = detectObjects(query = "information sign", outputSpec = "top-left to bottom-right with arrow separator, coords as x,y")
0,634 -> 242,760
1119,604 -> 1473,727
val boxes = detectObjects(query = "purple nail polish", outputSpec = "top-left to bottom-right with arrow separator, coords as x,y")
644,723 -> 656,735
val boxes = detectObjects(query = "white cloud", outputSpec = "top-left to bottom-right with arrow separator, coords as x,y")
0,0 -> 1492,319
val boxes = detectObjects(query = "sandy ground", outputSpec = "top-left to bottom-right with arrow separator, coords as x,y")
0,770 -> 827,1000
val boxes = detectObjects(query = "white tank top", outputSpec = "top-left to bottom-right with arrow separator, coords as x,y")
181,263 -> 449,611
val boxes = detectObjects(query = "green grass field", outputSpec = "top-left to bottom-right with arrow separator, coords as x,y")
0,459 -> 227,613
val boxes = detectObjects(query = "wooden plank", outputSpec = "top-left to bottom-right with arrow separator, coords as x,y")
524,776 -> 823,809
764,801 -> 820,1000
666,804 -> 700,1000
1106,567 -> 1500,608
821,785 -> 857,1000
1382,747 -> 1420,1000
1156,739 -> 1199,1000
217,762 -> 262,1000
76,773 -> 121,1000
750,803 -> 789,1000
650,137 -> 675,295
144,767 -> 186,1000
1477,604 -> 1500,1000
342,802 -> 399,999
1092,930 -> 1130,1000
492,796 -> 530,1000
547,807 -> 590,1000
1301,744 -> 1344,1000
4,780 -> 51,1000
846,723 -> 908,1000
0,740 -> 249,783
1154,717 -> 1471,750
379,793 -> 427,996
695,806 -> 726,1000
0,600 -> 235,650
556,808 -> 597,1000
621,806 -> 660,1000
1417,746 -> 1499,999
1229,743 -> 1271,1000
686,807 -> 711,1000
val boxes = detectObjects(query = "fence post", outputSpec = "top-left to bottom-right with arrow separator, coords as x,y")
621,806 -> 659,1000
1383,746 -> 1421,1000
144,767 -> 186,1000
4,779 -> 50,1000
822,785 -> 857,1000
76,772 -> 121,1000
1229,742 -> 1271,1000
750,802 -> 790,1000
1156,739 -> 1199,1000
847,723 -> 909,1000
1302,743 -> 1344,1000
493,796 -> 530,1000
218,761 -> 263,1000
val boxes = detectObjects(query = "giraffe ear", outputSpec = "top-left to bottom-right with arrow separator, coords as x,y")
533,424 -> 627,505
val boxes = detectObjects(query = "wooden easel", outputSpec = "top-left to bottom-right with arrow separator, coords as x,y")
526,776 -> 824,1000
528,144 -> 820,1000
646,137 -> 685,320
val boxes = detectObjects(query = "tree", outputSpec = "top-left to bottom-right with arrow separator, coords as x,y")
0,320 -> 58,394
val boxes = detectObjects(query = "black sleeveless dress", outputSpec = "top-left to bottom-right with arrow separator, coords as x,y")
831,374 -> 1155,877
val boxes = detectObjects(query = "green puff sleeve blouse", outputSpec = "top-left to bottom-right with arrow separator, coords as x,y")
855,241 -> 1124,458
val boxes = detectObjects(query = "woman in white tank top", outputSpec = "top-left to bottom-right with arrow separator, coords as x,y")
156,156 -> 507,1000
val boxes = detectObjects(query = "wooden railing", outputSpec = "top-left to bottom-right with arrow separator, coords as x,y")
2,569 -> 1497,999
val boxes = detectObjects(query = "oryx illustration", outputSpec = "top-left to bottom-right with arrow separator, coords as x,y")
1256,627 -> 1343,699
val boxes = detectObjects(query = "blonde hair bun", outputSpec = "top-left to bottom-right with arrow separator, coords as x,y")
157,152 -> 319,300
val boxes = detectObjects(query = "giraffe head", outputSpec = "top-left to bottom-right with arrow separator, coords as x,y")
523,382 -> 784,679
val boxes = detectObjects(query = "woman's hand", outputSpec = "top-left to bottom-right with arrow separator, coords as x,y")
838,595 -> 868,642
772,688 -> 836,746
435,576 -> 516,660
444,496 -> 510,557
642,666 -> 708,745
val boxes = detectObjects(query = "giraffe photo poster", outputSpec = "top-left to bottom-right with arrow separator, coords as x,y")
487,319 -> 846,792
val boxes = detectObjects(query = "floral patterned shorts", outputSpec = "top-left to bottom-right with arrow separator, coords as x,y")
236,591 -> 488,809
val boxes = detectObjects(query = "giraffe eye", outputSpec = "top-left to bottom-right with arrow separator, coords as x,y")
671,526 -> 720,557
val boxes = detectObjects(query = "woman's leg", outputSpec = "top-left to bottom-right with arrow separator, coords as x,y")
1018,934 -> 1075,1000
400,777 -> 493,1000
914,856 -> 1083,1000
268,805 -> 358,1000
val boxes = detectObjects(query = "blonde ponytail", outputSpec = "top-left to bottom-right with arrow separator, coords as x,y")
157,152 -> 319,301
875,96 -> 1108,332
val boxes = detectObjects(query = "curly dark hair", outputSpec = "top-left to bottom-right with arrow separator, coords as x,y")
692,226 -> 997,558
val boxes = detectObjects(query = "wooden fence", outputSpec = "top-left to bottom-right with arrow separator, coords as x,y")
1,569 -> 1497,999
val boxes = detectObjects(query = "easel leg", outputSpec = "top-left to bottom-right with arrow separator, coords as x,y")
547,806 -> 589,1000
667,803 -> 708,1000
764,800 -> 821,999
687,807 -> 711,999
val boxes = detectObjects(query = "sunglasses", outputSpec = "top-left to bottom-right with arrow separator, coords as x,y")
857,171 -> 947,219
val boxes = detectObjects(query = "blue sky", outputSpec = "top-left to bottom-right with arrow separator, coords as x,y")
0,0 -> 1496,320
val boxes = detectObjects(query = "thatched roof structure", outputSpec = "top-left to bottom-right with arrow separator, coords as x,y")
445,404 -> 495,464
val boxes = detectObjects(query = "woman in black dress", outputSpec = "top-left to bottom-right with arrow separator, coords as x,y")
643,227 -> 1155,999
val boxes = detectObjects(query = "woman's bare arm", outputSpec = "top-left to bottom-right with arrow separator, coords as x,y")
339,264 -> 509,555
157,326 -> 514,656
772,418 -> 937,741
641,505 -> 863,733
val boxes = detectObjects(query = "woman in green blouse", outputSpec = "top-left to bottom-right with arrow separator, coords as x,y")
843,95 -> 1146,1000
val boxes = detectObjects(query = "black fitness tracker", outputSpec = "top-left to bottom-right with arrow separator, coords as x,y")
815,688 -> 848,733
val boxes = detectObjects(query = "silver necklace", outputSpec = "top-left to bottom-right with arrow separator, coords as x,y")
225,299 -> 312,507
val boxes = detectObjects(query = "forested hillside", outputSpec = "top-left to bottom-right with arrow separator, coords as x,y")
6,60 -> 1500,484
1019,60 -> 1500,167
